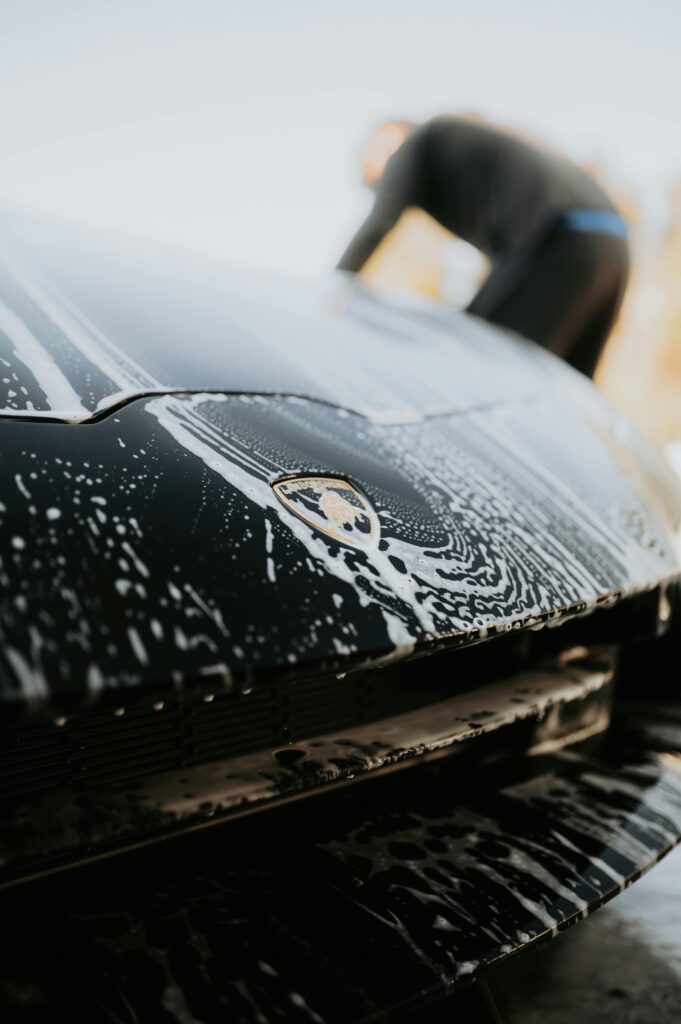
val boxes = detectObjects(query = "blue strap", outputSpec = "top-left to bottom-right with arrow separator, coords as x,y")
556,209 -> 629,236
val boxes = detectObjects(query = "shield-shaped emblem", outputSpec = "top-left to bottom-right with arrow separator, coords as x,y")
272,476 -> 378,548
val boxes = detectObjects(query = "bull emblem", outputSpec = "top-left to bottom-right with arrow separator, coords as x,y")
272,476 -> 378,548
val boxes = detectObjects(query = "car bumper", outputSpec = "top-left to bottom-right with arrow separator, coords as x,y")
2,693 -> 681,1022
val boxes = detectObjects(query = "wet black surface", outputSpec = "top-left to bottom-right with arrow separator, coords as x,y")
2,711 -> 681,1023
0,213 -> 552,420
492,843 -> 681,1023
1,213 -> 680,714
0,647 -> 614,884
1,390 -> 678,714
2,214 -> 681,1023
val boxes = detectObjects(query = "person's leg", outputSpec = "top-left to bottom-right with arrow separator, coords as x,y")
467,230 -> 629,378
558,235 -> 630,377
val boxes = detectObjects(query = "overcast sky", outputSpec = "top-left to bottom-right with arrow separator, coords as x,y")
1,0 -> 679,277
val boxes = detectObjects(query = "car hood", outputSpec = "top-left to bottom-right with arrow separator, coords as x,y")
1,216 -> 680,712
0,213 -> 553,424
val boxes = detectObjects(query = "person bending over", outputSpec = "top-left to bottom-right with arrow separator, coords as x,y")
338,116 -> 629,378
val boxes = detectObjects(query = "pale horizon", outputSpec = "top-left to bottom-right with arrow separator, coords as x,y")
2,0 -> 679,278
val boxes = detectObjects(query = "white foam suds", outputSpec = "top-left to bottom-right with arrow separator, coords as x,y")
0,298 -> 87,413
145,395 -> 440,647
127,626 -> 149,666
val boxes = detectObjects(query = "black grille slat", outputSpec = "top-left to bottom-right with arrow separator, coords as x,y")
1,633 -> 538,803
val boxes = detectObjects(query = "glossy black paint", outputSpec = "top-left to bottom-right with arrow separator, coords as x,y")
0,214 -> 547,421
1,391 -> 679,712
1,215 -> 681,1021
1,216 -> 680,713
2,703 -> 681,1023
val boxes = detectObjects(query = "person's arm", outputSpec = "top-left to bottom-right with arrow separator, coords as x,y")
337,132 -> 424,273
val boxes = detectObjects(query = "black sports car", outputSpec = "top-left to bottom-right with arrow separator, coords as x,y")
1,215 -> 680,1022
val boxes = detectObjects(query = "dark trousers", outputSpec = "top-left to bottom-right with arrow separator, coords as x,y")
467,225 -> 630,378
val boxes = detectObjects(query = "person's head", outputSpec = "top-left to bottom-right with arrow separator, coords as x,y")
360,119 -> 415,188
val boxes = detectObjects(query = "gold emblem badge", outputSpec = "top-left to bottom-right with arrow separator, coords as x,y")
272,476 -> 378,548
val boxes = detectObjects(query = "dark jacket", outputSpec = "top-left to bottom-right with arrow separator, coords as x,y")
338,117 -> 616,270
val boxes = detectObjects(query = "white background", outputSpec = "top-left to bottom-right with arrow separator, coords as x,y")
1,0 -> 679,278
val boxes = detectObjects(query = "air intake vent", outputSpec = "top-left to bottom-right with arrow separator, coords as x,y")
0,638 -> 528,804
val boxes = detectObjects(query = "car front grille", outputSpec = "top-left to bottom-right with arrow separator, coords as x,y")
1,637 -> 529,803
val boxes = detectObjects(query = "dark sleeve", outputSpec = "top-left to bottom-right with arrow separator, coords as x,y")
337,132 -> 426,272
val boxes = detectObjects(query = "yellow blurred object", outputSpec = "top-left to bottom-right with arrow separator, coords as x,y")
598,174 -> 681,444
359,208 -> 454,298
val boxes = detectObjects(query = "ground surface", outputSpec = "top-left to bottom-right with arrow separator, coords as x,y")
489,844 -> 681,1023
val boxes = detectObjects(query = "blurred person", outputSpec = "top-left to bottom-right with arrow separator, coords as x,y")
338,116 -> 630,378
